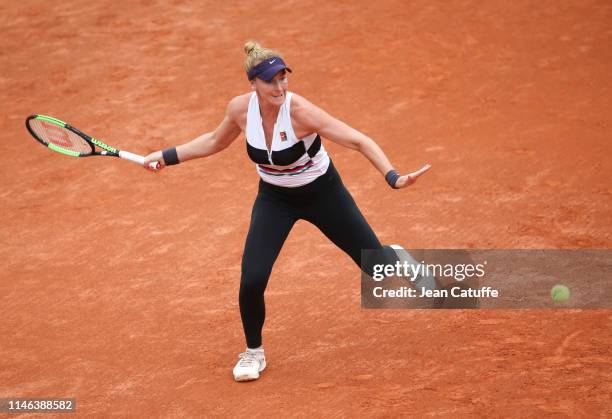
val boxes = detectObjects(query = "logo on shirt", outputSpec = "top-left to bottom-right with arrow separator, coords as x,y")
280,131 -> 287,141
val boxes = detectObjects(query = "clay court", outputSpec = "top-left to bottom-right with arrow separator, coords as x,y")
1,0 -> 611,417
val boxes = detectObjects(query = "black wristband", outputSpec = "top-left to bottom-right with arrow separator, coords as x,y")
385,169 -> 400,189
162,147 -> 180,166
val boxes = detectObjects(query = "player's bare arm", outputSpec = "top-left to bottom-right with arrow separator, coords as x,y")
291,94 -> 431,188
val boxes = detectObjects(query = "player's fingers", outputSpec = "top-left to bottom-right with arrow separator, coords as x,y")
147,163 -> 164,172
411,164 -> 431,178
143,151 -> 164,172
395,164 -> 431,188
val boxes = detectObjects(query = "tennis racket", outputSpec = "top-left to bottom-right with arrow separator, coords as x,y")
25,114 -> 160,169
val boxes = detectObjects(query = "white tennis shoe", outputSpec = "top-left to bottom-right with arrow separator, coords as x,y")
233,348 -> 266,382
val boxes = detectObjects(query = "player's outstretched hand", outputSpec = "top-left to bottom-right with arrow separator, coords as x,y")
143,151 -> 165,172
394,164 -> 431,188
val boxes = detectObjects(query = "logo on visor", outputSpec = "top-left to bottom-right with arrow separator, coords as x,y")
269,59 -> 277,64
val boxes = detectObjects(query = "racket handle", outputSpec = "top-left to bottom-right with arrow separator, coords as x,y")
119,150 -> 160,170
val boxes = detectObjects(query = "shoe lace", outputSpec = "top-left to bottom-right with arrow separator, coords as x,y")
238,351 -> 259,368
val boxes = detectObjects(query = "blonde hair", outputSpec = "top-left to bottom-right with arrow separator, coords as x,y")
243,40 -> 283,73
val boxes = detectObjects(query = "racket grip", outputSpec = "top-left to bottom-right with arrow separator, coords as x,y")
119,150 -> 160,170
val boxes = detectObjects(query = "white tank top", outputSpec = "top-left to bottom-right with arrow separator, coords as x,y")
245,91 -> 330,188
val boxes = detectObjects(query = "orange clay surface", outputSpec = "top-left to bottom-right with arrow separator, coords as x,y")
1,1 -> 611,417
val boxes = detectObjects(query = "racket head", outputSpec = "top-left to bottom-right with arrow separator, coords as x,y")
25,115 -> 94,157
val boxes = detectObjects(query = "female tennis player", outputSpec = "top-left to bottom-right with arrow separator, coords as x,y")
144,41 -> 431,382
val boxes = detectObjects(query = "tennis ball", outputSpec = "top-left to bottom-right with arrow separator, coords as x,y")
551,284 -> 570,302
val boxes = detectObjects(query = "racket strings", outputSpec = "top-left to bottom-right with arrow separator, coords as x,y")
29,119 -> 92,155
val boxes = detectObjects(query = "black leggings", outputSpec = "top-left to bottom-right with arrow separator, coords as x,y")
239,161 -> 384,348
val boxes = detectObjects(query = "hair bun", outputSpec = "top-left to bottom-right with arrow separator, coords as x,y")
244,40 -> 260,56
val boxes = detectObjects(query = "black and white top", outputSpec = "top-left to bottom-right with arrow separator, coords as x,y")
245,91 -> 330,187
